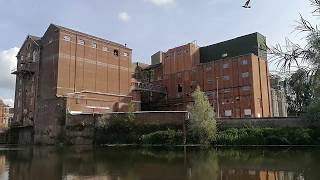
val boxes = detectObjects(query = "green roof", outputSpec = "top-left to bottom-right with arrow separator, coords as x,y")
200,32 -> 267,63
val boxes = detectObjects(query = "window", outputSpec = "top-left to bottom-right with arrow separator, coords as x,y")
222,53 -> 228,58
20,56 -> 24,61
32,51 -> 37,62
242,72 -> 249,78
225,110 -> 232,117
123,52 -> 129,57
63,35 -> 71,41
241,86 -> 250,91
102,46 -> 108,52
224,89 -> 231,93
207,79 -> 213,84
244,109 -> 252,116
242,59 -> 248,65
178,84 -> 183,93
223,63 -> 229,68
91,42 -> 97,48
223,75 -> 230,80
206,66 -> 212,71
114,49 -> 119,56
78,39 -> 85,45
205,91 -> 215,97
48,39 -> 53,44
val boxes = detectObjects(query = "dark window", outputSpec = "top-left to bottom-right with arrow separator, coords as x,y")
178,84 -> 183,92
114,50 -> 119,56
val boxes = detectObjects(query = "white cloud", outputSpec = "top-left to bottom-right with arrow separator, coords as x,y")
144,0 -> 176,6
0,47 -> 18,107
118,12 -> 131,22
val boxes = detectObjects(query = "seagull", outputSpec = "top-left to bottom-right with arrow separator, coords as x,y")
242,0 -> 251,8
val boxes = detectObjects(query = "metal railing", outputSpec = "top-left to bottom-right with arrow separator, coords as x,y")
131,82 -> 167,94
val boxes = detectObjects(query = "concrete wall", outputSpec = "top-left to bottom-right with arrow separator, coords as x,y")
64,112 -> 320,145
65,111 -> 187,145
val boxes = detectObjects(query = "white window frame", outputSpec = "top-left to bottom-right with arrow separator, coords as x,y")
242,72 -> 249,78
242,86 -> 250,91
102,46 -> 108,52
91,42 -> 97,48
225,110 -> 232,117
223,63 -> 230,69
242,59 -> 248,65
63,35 -> 71,42
78,39 -> 85,45
223,75 -> 230,81
244,109 -> 252,116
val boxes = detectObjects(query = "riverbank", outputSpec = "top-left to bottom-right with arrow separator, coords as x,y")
94,127 -> 320,146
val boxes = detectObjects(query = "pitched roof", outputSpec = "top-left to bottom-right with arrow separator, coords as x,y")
17,35 -> 41,56
51,24 -> 131,50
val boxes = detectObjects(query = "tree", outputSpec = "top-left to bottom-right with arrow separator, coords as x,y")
270,0 -> 320,116
284,69 -> 313,115
188,86 -> 217,144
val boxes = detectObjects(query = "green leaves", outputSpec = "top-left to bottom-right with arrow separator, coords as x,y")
188,86 -> 217,144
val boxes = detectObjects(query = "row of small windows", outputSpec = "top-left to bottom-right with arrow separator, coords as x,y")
207,72 -> 249,82
63,35 -> 129,57
205,60 -> 249,71
177,84 -> 251,94
224,109 -> 252,117
223,60 -> 248,68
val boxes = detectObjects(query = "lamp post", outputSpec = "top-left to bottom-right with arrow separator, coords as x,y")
216,77 -> 220,118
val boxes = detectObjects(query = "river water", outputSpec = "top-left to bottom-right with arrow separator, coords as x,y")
0,146 -> 319,180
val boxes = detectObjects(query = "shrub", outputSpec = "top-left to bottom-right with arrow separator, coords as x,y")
188,86 -> 217,144
140,129 -> 183,145
215,128 -> 320,146
96,114 -> 138,144
303,100 -> 320,122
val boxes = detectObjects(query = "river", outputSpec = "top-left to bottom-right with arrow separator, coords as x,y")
0,146 -> 319,180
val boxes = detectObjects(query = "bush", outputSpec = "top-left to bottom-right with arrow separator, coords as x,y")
95,114 -> 138,144
188,86 -> 217,144
215,128 -> 320,145
303,100 -> 320,122
140,129 -> 183,145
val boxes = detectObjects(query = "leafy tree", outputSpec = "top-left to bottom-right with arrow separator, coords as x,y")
284,69 -> 313,115
270,0 -> 320,116
127,102 -> 136,122
188,86 -> 217,144
303,100 -> 320,121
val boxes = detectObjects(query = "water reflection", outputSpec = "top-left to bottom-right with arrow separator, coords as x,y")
0,146 -> 318,180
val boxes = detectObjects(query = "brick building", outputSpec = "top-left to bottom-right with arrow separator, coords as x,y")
11,24 -> 136,143
0,99 -> 10,129
134,33 -> 272,118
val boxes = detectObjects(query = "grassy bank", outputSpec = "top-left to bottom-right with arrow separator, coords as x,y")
215,128 -> 320,146
95,125 -> 320,146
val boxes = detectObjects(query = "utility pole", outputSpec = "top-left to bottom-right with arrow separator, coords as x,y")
216,77 -> 220,118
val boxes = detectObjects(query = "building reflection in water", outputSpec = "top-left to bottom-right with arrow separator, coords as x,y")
220,168 -> 305,180
0,146 -> 317,180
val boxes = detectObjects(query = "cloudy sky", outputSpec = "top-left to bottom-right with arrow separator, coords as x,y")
0,0 -> 318,107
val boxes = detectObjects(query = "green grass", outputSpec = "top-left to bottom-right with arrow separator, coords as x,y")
215,128 -> 320,145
